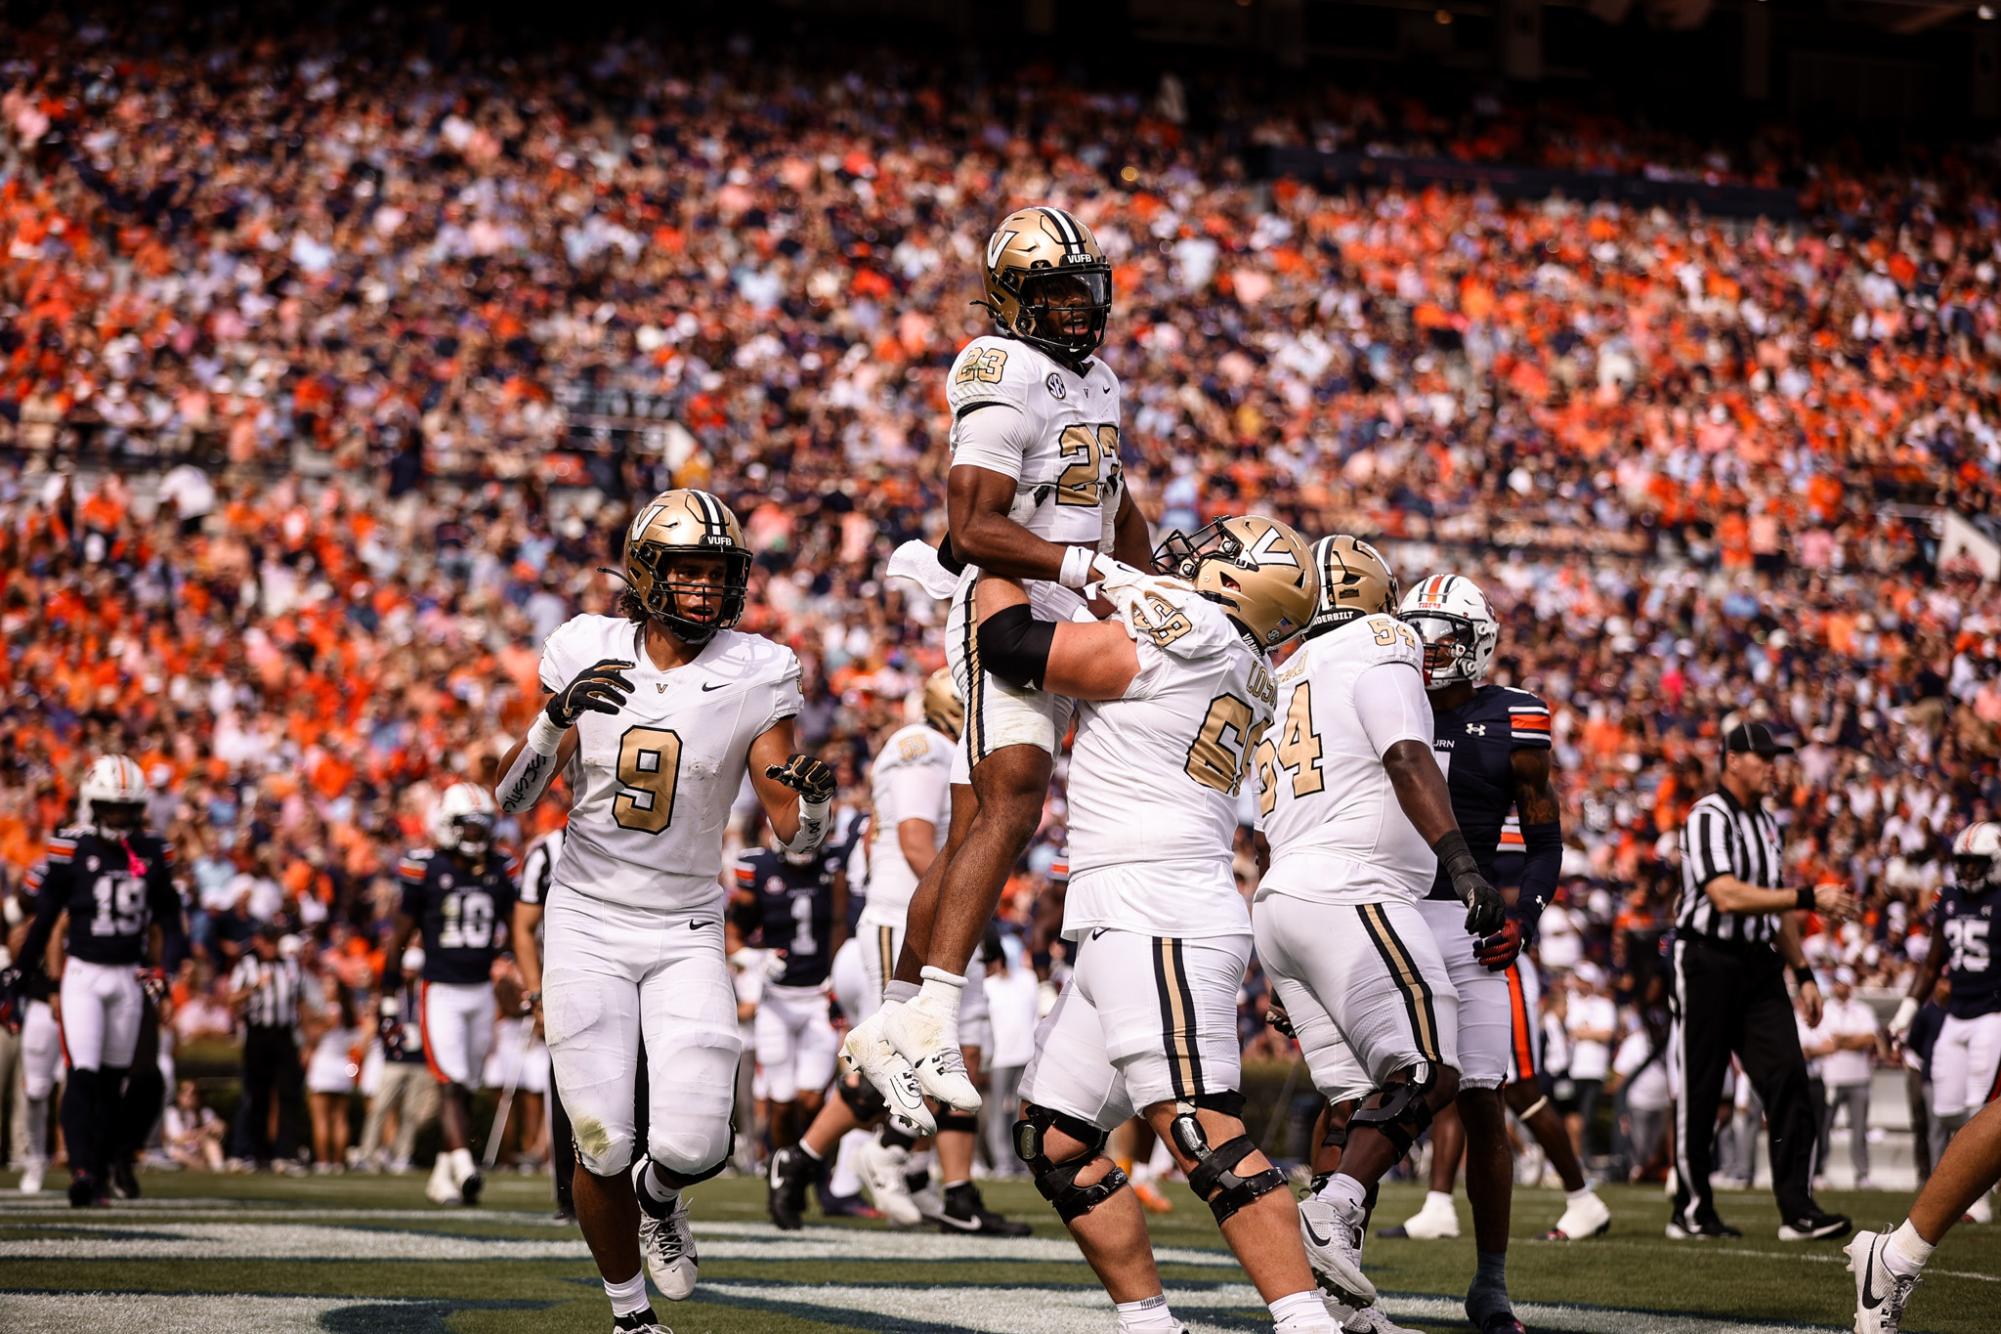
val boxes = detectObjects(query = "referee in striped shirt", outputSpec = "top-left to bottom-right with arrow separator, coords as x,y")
229,924 -> 306,1168
1671,722 -> 1856,1243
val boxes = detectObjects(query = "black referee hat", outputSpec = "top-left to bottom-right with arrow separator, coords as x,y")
1723,721 -> 1794,757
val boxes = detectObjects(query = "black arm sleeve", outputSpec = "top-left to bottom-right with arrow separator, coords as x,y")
17,863 -> 69,979
148,860 -> 188,973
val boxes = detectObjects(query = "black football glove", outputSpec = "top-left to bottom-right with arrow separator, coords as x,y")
376,1000 -> 407,1058
1267,998 -> 1297,1039
138,967 -> 169,1007
764,754 -> 836,805
1435,830 -> 1505,937
546,658 -> 635,729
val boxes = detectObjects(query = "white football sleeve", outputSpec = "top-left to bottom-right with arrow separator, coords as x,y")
1353,661 -> 1433,759
948,402 -> 1031,482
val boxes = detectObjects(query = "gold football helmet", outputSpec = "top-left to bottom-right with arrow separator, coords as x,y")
1306,535 -> 1399,637
623,489 -> 752,644
980,205 -> 1112,363
1153,515 -> 1319,650
921,668 -> 964,740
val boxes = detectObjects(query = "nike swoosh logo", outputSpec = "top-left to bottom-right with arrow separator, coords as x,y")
701,682 -> 729,692
690,920 -> 714,930
1304,1221 -> 1334,1247
1860,1239 -> 1885,1309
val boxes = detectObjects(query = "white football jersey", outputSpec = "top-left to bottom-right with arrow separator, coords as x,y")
1063,583 -> 1275,940
538,614 -> 802,914
1254,613 -> 1435,906
860,722 -> 954,929
946,334 -> 1124,551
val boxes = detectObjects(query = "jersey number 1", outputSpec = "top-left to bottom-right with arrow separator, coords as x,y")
615,726 -> 684,834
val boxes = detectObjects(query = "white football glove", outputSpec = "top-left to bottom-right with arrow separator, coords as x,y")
1888,995 -> 1919,1042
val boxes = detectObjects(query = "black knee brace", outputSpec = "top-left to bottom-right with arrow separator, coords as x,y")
1013,1103 -> 1127,1222
1168,1097 -> 1288,1226
977,604 -> 1056,690
936,1111 -> 979,1136
838,1076 -> 888,1122
1351,1064 -> 1439,1161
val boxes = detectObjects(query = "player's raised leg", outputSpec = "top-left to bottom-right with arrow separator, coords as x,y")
1847,1095 -> 2001,1334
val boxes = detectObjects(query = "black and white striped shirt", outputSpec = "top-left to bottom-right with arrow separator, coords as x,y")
1677,789 -> 1785,946
519,828 -> 565,909
231,955 -> 303,1030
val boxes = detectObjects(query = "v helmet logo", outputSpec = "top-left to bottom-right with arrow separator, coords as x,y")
629,503 -> 665,542
1244,526 -> 1301,568
986,230 -> 1017,270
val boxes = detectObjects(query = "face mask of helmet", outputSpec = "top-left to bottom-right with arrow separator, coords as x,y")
92,800 -> 146,835
1404,613 -> 1479,685
1955,852 -> 1999,893
1015,270 -> 1111,361
633,548 -> 752,644
1151,519 -> 1240,581
450,814 -> 494,856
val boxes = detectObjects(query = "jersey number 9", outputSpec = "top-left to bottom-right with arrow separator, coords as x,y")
615,725 -> 684,834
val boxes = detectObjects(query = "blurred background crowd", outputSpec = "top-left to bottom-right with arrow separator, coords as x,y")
1,3 -> 1998,1184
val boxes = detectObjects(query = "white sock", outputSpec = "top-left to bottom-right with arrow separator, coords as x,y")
1268,1288 -> 1328,1328
1424,1189 -> 1453,1210
1316,1172 -> 1367,1216
603,1269 -> 649,1317
1885,1220 -> 1934,1277
917,966 -> 965,1019
450,1148 -> 476,1178
1566,1185 -> 1595,1204
1115,1293 -> 1179,1332
799,1141 -> 824,1163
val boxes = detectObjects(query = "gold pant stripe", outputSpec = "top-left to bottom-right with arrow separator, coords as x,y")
876,926 -> 895,1000
1152,937 -> 1202,1100
961,579 -> 988,763
1358,904 -> 1442,1065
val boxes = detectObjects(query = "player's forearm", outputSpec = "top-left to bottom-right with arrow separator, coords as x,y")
1111,485 -> 1154,570
16,894 -> 62,978
495,731 -> 561,814
949,508 -> 1074,582
1384,740 -> 1460,846
512,907 -> 543,994
380,919 -> 415,986
1906,956 -> 1944,1002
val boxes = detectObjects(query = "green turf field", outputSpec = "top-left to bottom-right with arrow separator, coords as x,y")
0,1168 -> 1996,1333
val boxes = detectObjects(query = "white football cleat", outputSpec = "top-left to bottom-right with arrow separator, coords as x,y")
19,1163 -> 45,1195
1544,1188 -> 1612,1241
856,1137 -> 924,1227
632,1163 -> 698,1301
425,1156 -> 460,1206
1299,1196 -> 1378,1308
1846,1230 -> 1918,1334
882,996 -> 981,1112
1327,1296 -> 1423,1334
841,1007 -> 936,1135
1381,1192 -> 1459,1240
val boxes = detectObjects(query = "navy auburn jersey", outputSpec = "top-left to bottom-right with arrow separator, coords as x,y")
1427,685 -> 1551,903
1933,881 -> 2000,1019
398,847 -> 518,986
732,847 -> 839,988
23,827 -> 185,969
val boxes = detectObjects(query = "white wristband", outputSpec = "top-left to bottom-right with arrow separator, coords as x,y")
525,712 -> 566,757
1057,545 -> 1096,591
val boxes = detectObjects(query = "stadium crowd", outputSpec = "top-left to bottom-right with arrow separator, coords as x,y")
2,6 -> 2000,1183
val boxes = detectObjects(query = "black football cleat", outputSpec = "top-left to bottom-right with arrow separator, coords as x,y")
1779,1208 -> 1852,1242
936,1182 -> 1031,1237
767,1146 -> 813,1231
110,1160 -> 141,1201
68,1172 -> 103,1208
610,1307 -> 670,1333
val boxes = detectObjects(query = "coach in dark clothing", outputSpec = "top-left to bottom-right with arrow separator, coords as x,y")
1671,722 -> 1856,1242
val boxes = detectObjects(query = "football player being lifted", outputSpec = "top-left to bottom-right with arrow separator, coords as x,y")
1249,539 -> 1504,1334
986,515 -> 1348,1334
858,205 -> 1156,1127
493,490 -> 836,1334
380,781 -> 518,1207
3,756 -> 187,1207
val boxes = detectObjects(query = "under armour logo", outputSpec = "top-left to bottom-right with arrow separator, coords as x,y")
1466,723 -> 1487,736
